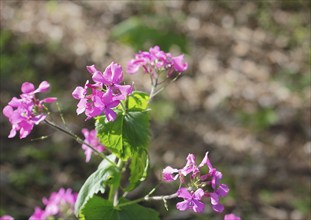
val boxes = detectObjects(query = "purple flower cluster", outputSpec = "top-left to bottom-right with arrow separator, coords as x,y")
162,152 -> 229,213
81,128 -> 105,162
224,213 -> 242,220
0,216 -> 14,220
127,45 -> 188,77
2,81 -> 57,139
29,188 -> 77,220
72,62 -> 133,121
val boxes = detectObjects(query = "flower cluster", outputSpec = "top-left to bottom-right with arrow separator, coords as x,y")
29,188 -> 77,220
0,216 -> 14,220
2,81 -> 57,139
81,128 -> 105,162
127,45 -> 188,77
162,152 -> 229,213
72,62 -> 133,121
224,213 -> 242,220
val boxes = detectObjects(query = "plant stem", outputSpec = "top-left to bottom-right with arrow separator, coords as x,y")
43,119 -> 117,168
148,74 -> 158,104
109,159 -> 124,206
117,193 -> 178,208
148,72 -> 181,103
120,101 -> 127,113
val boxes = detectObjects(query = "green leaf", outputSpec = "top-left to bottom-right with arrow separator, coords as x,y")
126,91 -> 150,111
96,92 -> 151,192
127,149 -> 149,191
123,111 -> 150,152
96,92 -> 150,161
111,16 -> 188,53
80,196 -> 160,220
75,155 -> 120,216
98,154 -> 117,170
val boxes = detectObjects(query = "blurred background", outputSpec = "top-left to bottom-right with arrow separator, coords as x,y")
0,1 -> 310,219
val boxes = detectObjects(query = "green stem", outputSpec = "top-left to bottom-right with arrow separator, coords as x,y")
108,185 -> 116,202
117,192 -> 178,208
109,159 -> 124,206
147,71 -> 159,104
43,119 -> 117,168
148,71 -> 181,104
120,101 -> 127,113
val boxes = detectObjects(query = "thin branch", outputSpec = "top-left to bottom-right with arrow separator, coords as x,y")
43,119 -> 117,168
145,192 -> 178,201
148,74 -> 158,104
56,101 -> 67,127
116,192 -> 178,208
148,72 -> 182,103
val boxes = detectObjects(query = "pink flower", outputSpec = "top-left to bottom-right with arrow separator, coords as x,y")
210,192 -> 224,213
21,81 -> 50,97
172,55 -> 188,72
176,188 -> 205,213
224,213 -> 241,220
86,64 -> 98,74
29,208 -> 45,220
92,62 -> 124,86
127,45 -> 188,76
0,215 -> 14,220
2,81 -> 56,139
93,88 -> 120,121
72,63 -> 132,121
81,128 -> 105,162
92,62 -> 133,101
72,81 -> 120,121
162,166 -> 179,182
180,154 -> 200,177
162,151 -> 229,214
199,152 -> 229,212
29,188 -> 77,220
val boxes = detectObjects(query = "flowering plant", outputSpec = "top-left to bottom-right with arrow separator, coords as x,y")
2,46 -> 240,220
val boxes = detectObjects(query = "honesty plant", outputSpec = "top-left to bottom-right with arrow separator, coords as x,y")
127,45 -> 188,77
163,152 -> 229,213
2,46 -> 241,220
29,188 -> 77,220
3,81 -> 56,139
72,62 -> 133,121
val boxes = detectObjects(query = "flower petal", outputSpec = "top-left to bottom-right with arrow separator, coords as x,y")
72,86 -> 85,100
104,108 -> 117,122
177,187 -> 192,200
180,153 -> 199,176
110,62 -> 123,84
176,200 -> 189,211
217,184 -> 229,197
76,99 -> 87,115
193,188 -> 205,200
210,192 -> 219,205
3,106 -> 13,118
19,120 -> 34,139
172,54 -> 188,72
224,213 -> 241,220
212,203 -> 224,213
199,152 -> 213,170
86,65 -> 97,74
21,82 -> 35,94
8,126 -> 17,138
192,199 -> 205,213
42,97 -> 57,103
92,71 -> 108,85
162,166 -> 179,182
35,81 -> 50,93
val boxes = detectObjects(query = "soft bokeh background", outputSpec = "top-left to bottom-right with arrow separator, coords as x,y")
0,1 -> 310,219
